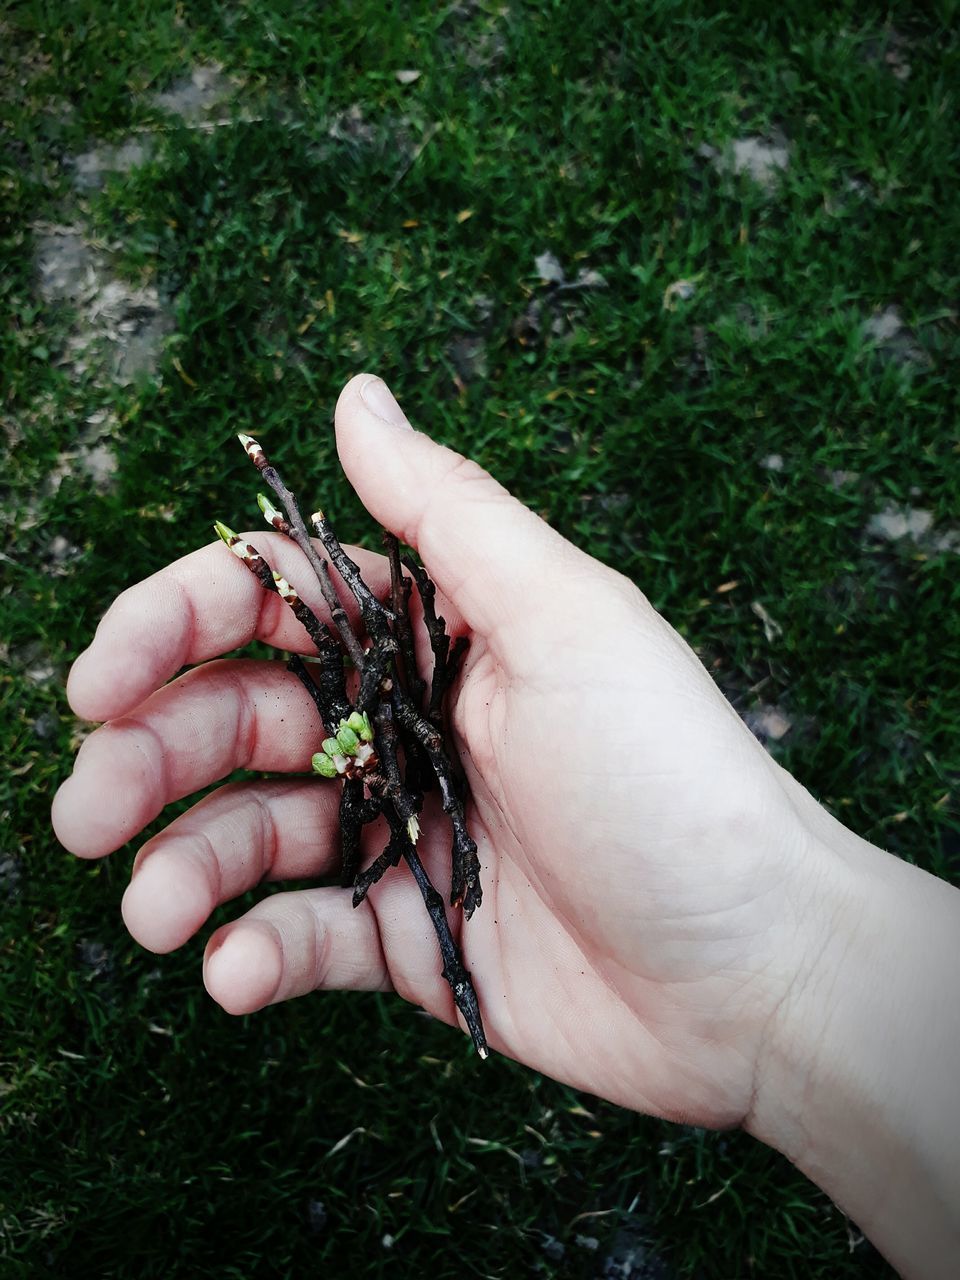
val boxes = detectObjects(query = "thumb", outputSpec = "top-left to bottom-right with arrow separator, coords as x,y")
334,374 -> 574,643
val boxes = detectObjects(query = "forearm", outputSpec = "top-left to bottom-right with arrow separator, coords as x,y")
747,812 -> 960,1279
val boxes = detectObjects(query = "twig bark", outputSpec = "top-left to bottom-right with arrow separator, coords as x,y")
392,689 -> 482,919
221,435 -> 488,1057
402,556 -> 451,727
402,838 -> 487,1058
239,434 -> 366,669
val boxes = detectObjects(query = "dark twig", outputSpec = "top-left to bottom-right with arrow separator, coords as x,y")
431,634 -> 469,728
385,534 -> 425,707
402,838 -> 487,1058
311,509 -> 394,629
370,694 -> 420,842
402,555 -> 450,725
352,821 -> 405,906
383,535 -> 433,799
214,524 -> 349,726
355,636 -> 399,714
239,435 -> 366,669
307,510 -> 406,724
287,655 -> 336,730
339,778 -> 366,888
392,689 -> 482,918
218,437 -> 488,1058
272,577 -> 350,726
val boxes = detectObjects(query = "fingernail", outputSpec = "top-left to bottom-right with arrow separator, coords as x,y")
360,377 -> 410,429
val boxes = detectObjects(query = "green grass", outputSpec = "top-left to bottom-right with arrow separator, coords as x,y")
3,1 -> 959,1275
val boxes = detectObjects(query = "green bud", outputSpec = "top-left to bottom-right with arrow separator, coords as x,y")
258,493 -> 283,525
345,710 -> 374,742
213,520 -> 237,544
336,724 -> 360,754
311,752 -> 338,778
322,738 -> 341,758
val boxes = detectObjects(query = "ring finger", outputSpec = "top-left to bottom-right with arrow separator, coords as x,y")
121,775 -> 345,953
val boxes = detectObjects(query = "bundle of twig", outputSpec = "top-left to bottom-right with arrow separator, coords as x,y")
214,434 -> 487,1058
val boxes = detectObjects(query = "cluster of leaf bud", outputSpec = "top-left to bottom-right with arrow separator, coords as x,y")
311,712 -> 377,778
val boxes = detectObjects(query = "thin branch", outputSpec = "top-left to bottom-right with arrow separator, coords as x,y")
385,534 -> 425,707
430,633 -> 469,728
339,777 -> 366,888
287,655 -> 335,730
238,435 -> 366,669
381,536 -> 432,798
214,522 -> 350,726
399,560 -> 465,732
272,576 -> 350,725
370,694 -> 420,842
392,688 -> 482,919
214,521 -> 281,597
311,510 -> 394,629
402,838 -> 487,1059
220,436 -> 488,1059
355,636 -> 399,714
352,825 -> 405,905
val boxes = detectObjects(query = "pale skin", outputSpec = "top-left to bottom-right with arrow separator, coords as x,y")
52,374 -> 960,1278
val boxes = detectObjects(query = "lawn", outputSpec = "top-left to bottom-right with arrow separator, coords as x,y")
2,1 -> 958,1276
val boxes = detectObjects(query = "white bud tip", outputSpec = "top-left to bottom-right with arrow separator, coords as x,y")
407,815 -> 420,844
237,432 -> 264,458
271,571 -> 297,601
258,493 -> 282,523
478,1046 -> 489,1060
310,511 -> 324,525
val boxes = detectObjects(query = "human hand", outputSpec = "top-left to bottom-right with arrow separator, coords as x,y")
52,374 -> 834,1128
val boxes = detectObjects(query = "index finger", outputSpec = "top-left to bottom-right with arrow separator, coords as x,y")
66,533 -> 396,723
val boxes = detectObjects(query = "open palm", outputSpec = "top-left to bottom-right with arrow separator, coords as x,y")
53,375 -> 820,1129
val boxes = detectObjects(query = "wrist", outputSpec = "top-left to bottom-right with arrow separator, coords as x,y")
746,806 -> 960,1278
745,826 -> 886,1162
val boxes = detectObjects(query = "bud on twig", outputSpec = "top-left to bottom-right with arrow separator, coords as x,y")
271,571 -> 299,605
214,521 -> 259,566
312,752 -> 338,778
258,492 -> 288,531
237,433 -> 269,473
213,519 -> 238,545
347,711 -> 374,742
